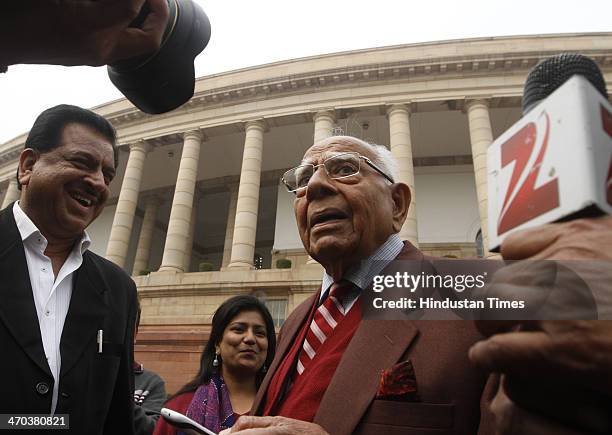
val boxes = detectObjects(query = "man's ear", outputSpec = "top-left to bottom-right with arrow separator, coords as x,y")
18,149 -> 38,188
390,182 -> 411,233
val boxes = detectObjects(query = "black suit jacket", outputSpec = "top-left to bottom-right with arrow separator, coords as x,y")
0,205 -> 137,435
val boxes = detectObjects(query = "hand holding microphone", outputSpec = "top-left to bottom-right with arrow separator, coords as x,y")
472,53 -> 612,434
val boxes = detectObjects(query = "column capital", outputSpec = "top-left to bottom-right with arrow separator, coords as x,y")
386,103 -> 412,117
129,139 -> 152,154
463,98 -> 491,112
312,109 -> 336,122
244,119 -> 266,132
183,129 -> 204,142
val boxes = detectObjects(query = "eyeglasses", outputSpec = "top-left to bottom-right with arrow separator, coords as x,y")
281,152 -> 395,193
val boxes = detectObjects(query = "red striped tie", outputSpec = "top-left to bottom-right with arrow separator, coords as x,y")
296,280 -> 355,376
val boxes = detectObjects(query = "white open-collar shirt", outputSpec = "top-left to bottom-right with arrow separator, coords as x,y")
13,202 -> 91,414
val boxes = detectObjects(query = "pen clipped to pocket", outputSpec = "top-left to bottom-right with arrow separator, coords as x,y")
95,329 -> 123,357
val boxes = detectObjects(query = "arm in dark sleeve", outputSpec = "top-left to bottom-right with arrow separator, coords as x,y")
142,374 -> 167,415
135,373 -> 167,435
104,279 -> 137,435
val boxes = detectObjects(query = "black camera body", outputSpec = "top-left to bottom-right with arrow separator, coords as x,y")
108,0 -> 211,114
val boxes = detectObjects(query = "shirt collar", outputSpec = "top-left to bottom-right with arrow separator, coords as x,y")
320,233 -> 404,298
13,201 -> 91,254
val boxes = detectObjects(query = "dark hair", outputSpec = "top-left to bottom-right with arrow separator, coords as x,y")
174,295 -> 277,397
17,104 -> 118,189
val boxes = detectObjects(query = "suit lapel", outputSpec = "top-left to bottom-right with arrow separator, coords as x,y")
60,252 -> 108,377
314,320 -> 418,434
314,242 -> 427,433
253,293 -> 317,414
0,207 -> 51,376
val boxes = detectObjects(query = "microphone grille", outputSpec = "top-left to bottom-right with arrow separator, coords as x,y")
522,53 -> 608,114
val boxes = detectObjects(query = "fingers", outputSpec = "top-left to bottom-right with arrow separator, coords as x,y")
141,0 -> 170,39
230,416 -> 278,433
473,320 -> 521,337
500,224 -> 561,260
107,0 -> 169,63
501,216 -> 612,261
468,330 -> 551,375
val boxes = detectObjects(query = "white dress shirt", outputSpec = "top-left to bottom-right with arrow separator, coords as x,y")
319,232 -> 404,312
13,202 -> 91,414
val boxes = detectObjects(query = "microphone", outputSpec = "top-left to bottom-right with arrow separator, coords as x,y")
487,53 -> 612,252
485,54 -> 612,434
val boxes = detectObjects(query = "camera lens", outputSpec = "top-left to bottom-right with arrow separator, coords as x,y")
107,0 -> 211,114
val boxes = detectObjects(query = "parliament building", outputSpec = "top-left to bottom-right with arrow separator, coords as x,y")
1,33 -> 611,392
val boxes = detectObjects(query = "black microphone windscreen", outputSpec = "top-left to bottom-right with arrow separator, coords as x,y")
522,53 -> 608,114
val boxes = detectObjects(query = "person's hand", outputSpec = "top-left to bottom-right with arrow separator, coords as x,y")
2,0 -> 169,67
500,215 -> 612,261
471,216 -> 612,393
470,320 -> 612,395
470,216 -> 612,433
219,416 -> 329,435
489,381 -> 587,435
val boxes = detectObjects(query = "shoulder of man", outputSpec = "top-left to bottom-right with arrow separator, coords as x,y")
83,249 -> 137,289
136,368 -> 166,389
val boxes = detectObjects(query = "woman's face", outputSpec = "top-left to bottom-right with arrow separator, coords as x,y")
217,310 -> 269,376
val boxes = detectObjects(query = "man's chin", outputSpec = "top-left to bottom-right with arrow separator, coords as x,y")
308,238 -> 355,264
52,217 -> 90,239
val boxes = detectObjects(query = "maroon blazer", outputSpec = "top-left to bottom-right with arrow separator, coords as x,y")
252,242 -> 495,435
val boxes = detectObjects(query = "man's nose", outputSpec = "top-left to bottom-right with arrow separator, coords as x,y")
306,164 -> 336,200
85,169 -> 108,192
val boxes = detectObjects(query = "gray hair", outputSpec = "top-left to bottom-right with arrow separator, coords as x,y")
314,135 -> 398,182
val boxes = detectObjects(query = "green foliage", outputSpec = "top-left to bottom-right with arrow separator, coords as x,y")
276,258 -> 292,269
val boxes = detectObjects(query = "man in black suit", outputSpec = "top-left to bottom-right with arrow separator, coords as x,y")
0,104 -> 137,434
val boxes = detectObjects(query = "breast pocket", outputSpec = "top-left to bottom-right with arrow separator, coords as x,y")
355,400 -> 455,435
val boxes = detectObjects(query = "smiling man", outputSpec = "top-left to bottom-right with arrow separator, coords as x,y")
0,105 -> 137,434
222,136 -> 494,435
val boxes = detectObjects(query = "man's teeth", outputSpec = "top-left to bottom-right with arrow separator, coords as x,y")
70,192 -> 92,207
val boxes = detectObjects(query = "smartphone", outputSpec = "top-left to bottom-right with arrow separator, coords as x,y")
160,408 -> 218,435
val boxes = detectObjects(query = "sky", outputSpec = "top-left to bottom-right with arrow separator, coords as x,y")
1,0 -> 610,143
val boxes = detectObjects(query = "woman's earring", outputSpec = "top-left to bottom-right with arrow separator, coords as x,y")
213,353 -> 219,367
261,364 -> 267,373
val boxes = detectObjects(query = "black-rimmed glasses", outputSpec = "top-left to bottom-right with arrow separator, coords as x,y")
281,152 -> 394,193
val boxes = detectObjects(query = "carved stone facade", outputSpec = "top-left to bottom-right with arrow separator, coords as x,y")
2,33 -> 611,392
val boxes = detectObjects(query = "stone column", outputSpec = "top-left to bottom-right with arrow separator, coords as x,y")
159,130 -> 203,272
305,111 -> 337,264
1,178 -> 20,209
132,196 -> 160,275
387,104 -> 418,246
313,110 -> 335,143
222,184 -> 239,267
228,120 -> 265,269
105,141 -> 149,268
466,99 -> 494,256
183,203 -> 198,272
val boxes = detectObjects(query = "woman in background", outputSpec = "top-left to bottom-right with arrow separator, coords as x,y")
153,295 -> 276,434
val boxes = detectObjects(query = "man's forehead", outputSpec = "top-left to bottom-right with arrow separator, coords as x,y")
301,140 -> 371,163
59,123 -> 115,162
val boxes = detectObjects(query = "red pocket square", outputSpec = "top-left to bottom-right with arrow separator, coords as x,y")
375,360 -> 420,402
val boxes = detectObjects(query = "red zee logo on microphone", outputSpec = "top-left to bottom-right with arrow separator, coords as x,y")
497,112 -> 560,235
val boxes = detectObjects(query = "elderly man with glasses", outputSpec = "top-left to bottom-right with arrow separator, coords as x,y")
222,136 -> 494,435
